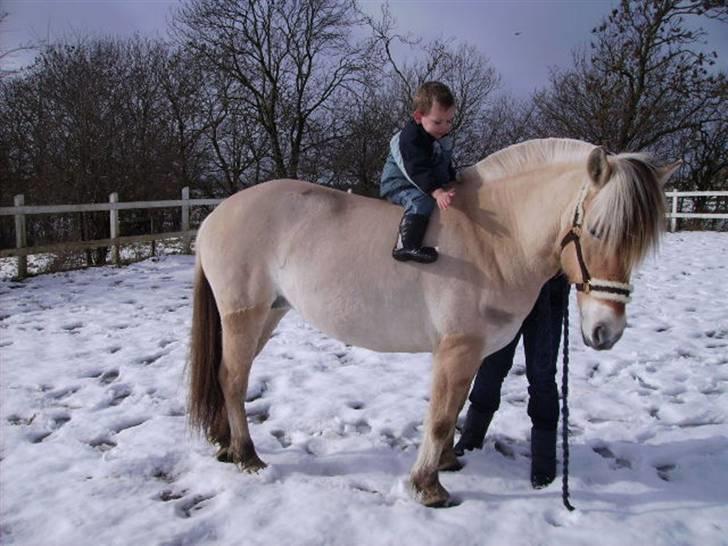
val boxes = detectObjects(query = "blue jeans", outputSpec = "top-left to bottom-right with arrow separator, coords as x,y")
468,274 -> 569,431
388,187 -> 435,217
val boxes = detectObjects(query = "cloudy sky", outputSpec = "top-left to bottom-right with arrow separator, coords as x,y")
2,0 -> 726,96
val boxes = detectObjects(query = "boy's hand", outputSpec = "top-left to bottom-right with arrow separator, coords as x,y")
432,187 -> 456,210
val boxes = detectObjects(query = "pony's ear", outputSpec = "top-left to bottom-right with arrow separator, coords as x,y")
656,160 -> 682,186
587,146 -> 612,188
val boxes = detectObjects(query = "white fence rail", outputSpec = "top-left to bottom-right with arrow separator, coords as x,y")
1,188 -> 726,279
0,187 -> 223,278
665,191 -> 728,232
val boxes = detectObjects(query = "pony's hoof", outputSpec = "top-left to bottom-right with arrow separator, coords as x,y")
240,456 -> 267,474
410,477 -> 450,508
216,446 -> 235,463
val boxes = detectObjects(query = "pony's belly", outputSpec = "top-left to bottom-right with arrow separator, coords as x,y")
294,304 -> 434,354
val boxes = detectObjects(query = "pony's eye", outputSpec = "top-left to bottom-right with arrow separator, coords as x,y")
588,226 -> 603,240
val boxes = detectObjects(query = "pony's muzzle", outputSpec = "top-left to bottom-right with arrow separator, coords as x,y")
578,297 -> 626,351
584,321 -> 623,350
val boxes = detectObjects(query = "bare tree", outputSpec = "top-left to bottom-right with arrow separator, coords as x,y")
0,11 -> 41,80
363,6 -> 501,176
534,0 -> 727,155
0,37 -> 190,261
173,0 -> 376,181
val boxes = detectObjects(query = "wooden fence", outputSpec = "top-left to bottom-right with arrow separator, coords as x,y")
665,190 -> 728,232
1,188 -> 726,279
0,188 -> 223,278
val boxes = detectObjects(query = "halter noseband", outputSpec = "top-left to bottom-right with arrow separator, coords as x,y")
559,184 -> 633,304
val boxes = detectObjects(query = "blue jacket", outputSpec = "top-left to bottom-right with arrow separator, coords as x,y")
380,119 -> 456,199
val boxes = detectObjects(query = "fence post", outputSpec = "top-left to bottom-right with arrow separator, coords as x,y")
109,192 -> 120,266
181,186 -> 191,254
670,193 -> 678,232
14,194 -> 27,279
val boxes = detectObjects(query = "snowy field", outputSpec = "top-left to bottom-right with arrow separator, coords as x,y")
1,232 -> 727,546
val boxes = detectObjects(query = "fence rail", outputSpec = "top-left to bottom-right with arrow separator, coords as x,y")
1,188 -> 726,279
665,190 -> 728,232
1,187 -> 224,278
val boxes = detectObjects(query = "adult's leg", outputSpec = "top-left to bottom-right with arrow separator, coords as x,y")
454,331 -> 521,454
523,277 -> 565,487
523,280 -> 560,431
470,333 -> 521,414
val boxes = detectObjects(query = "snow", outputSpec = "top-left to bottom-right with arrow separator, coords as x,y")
1,232 -> 727,546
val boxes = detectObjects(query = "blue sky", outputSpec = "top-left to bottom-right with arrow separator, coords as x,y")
2,0 -> 726,97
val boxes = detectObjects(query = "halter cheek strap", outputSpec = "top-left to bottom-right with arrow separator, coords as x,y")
560,184 -> 633,304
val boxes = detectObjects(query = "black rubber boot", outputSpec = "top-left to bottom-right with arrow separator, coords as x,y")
530,428 -> 557,489
453,406 -> 494,456
392,214 -> 438,264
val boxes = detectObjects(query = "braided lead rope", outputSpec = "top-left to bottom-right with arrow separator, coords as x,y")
561,286 -> 576,511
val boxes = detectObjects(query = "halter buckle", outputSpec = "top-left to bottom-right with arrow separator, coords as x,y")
582,280 -> 591,294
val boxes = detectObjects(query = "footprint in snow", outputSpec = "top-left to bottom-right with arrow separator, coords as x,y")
135,352 -> 167,366
158,489 -> 187,502
99,369 -> 119,385
61,322 -> 83,334
46,385 -> 80,400
248,405 -> 269,424
112,417 -> 148,433
174,494 -> 215,519
592,444 -> 632,469
655,463 -> 676,481
245,380 -> 269,402
380,429 -> 416,451
106,384 -> 132,407
88,437 -> 117,452
26,413 -> 70,444
7,414 -> 36,426
271,429 -> 291,448
344,420 -> 371,434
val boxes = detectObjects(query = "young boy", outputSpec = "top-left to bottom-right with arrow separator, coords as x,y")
380,81 -> 457,264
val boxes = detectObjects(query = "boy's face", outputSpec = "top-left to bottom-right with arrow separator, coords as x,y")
414,101 -> 455,139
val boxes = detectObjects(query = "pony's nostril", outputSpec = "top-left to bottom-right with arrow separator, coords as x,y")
593,324 -> 607,346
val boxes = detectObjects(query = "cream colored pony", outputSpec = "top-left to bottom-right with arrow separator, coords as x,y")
188,138 -> 679,507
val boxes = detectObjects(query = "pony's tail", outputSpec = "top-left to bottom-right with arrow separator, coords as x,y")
188,260 -> 225,442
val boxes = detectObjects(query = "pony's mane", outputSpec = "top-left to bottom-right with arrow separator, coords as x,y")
473,138 -> 665,270
588,152 -> 666,269
473,138 -> 596,181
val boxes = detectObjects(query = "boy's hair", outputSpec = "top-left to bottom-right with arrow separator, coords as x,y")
413,81 -> 455,114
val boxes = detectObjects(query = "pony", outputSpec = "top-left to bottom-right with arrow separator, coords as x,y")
188,138 -> 679,507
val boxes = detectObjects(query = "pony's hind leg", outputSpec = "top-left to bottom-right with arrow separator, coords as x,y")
217,304 -> 270,472
255,307 -> 289,357
410,334 -> 483,507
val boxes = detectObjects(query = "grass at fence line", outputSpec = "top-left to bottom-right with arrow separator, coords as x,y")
0,238 -> 191,280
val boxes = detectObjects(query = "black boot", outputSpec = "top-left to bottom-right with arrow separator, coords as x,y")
453,406 -> 494,456
530,428 -> 557,489
392,214 -> 438,263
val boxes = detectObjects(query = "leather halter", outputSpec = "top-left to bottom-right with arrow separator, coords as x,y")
559,184 -> 633,304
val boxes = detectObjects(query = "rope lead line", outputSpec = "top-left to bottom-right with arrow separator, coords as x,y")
561,287 -> 576,512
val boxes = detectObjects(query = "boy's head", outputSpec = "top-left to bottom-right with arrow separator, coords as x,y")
412,81 -> 456,140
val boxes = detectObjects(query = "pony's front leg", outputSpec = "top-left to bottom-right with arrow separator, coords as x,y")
410,334 -> 484,507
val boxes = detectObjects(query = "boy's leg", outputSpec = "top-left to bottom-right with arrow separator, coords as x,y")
390,189 -> 438,263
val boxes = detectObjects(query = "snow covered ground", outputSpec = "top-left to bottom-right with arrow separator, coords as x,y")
1,232 -> 727,546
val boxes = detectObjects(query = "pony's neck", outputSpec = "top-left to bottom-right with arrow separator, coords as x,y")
458,162 -> 581,288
